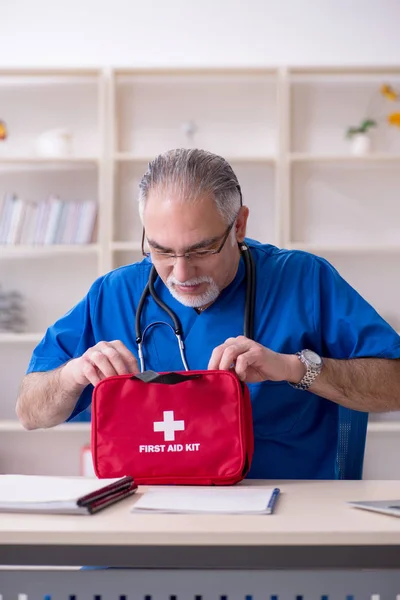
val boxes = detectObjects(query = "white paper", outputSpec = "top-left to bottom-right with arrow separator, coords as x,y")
0,475 -> 121,505
348,499 -> 400,517
132,486 -> 279,514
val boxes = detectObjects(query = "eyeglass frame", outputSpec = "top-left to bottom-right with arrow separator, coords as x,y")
141,217 -> 239,264
141,184 -> 243,263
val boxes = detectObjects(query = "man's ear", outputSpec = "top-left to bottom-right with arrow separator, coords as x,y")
235,206 -> 249,242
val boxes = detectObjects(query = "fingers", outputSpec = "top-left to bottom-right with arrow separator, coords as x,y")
108,340 -> 140,374
218,343 -> 250,371
208,342 -> 229,371
81,358 -> 103,386
78,340 -> 139,387
94,343 -> 128,376
234,352 -> 250,381
79,350 -> 118,388
208,336 -> 251,371
91,340 -> 138,375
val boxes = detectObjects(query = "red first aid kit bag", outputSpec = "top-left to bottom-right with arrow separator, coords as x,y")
91,369 -> 254,485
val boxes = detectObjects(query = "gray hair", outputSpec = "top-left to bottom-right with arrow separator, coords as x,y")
138,148 -> 242,225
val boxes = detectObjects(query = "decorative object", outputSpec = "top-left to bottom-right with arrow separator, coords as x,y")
388,112 -> 400,127
346,120 -> 376,155
381,84 -> 400,129
381,84 -> 398,102
345,83 -> 400,154
180,120 -> 197,146
0,120 -> 7,141
0,285 -> 25,333
34,128 -> 73,157
0,120 -> 9,154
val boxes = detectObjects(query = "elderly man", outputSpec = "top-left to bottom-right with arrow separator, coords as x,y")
16,148 -> 400,479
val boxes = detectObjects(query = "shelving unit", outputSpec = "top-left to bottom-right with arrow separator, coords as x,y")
1,66 -> 399,476
109,67 -> 280,272
0,68 -> 105,475
285,66 -> 400,457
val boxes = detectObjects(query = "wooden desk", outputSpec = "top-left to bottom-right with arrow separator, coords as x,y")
1,480 -> 400,569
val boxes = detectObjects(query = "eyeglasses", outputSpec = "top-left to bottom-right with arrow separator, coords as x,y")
141,218 -> 237,265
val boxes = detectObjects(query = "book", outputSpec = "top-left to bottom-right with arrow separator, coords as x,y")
0,193 -> 98,246
348,499 -> 400,518
0,475 -> 136,515
132,486 -> 280,514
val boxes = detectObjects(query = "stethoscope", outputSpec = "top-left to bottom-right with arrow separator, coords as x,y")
135,242 -> 256,373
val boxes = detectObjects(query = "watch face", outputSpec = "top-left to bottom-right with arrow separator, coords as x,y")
303,349 -> 322,368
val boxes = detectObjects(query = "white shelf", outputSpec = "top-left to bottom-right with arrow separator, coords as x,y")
0,67 -> 101,78
114,153 -> 276,164
367,421 -> 400,434
0,156 -> 99,164
286,243 -> 400,254
0,157 -> 99,173
290,153 -> 400,163
111,241 -> 142,252
0,244 -> 100,258
0,420 -> 91,433
0,333 -> 44,344
288,66 -> 400,83
0,419 -> 398,434
115,68 -> 278,85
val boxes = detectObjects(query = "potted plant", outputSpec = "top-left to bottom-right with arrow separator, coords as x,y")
346,119 -> 377,155
344,83 -> 400,156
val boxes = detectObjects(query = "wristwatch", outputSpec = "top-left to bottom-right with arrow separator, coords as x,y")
290,349 -> 323,391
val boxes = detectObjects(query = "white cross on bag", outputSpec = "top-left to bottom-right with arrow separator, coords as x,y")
153,410 -> 185,442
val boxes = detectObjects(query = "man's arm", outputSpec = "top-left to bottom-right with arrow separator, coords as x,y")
16,368 -> 86,430
208,336 -> 400,413
288,355 -> 400,413
16,340 -> 140,430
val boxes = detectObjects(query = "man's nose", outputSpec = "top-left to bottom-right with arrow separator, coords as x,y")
173,256 -> 195,282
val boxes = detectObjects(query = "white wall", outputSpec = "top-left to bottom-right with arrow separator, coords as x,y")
1,0 -> 400,68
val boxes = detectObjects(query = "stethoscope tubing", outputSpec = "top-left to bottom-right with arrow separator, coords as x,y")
135,242 -> 255,373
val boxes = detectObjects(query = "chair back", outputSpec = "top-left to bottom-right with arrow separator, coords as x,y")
336,406 -> 368,479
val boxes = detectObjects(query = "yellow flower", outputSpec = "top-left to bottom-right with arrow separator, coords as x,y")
388,112 -> 400,127
381,84 -> 398,101
0,120 -> 7,140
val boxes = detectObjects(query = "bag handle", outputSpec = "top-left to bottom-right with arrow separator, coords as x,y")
131,370 -> 202,385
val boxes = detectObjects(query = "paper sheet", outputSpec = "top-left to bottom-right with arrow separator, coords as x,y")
132,486 -> 280,514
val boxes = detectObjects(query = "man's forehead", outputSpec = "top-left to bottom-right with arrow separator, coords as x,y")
144,189 -> 218,215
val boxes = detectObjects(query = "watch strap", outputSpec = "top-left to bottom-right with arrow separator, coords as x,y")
289,351 -> 322,391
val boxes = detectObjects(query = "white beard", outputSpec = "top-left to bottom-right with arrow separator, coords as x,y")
166,274 -> 220,308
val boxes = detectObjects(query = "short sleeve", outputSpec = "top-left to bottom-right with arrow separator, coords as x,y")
26,277 -> 103,422
313,256 -> 400,360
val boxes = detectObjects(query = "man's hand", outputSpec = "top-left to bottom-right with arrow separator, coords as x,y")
208,336 -> 305,384
61,340 -> 140,389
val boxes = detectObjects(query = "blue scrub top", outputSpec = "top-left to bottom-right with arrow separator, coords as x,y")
27,241 -> 400,479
